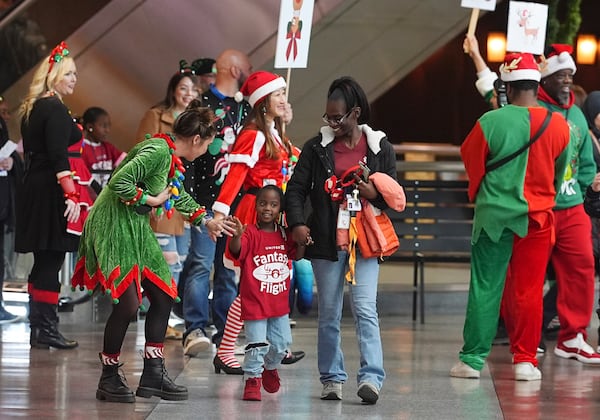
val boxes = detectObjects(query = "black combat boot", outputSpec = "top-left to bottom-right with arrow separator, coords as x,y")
32,302 -> 78,349
96,354 -> 135,403
136,357 -> 188,401
29,298 -> 41,348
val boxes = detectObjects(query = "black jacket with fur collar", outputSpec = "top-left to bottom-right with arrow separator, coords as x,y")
286,124 -> 397,261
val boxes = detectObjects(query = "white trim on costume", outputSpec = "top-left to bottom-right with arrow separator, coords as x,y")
212,201 -> 230,216
248,77 -> 286,107
501,69 -> 541,82
227,131 -> 266,168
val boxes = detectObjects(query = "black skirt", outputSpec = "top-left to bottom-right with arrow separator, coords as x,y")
15,166 -> 79,253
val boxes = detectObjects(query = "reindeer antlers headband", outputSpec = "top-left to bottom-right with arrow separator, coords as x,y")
179,60 -> 195,75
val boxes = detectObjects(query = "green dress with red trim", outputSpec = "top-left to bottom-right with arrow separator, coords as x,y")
70,134 -> 206,304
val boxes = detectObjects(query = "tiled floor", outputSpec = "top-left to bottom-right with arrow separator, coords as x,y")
2,302 -> 600,419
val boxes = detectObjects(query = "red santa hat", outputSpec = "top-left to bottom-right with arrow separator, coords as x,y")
539,44 -> 577,78
500,52 -> 541,82
240,71 -> 286,107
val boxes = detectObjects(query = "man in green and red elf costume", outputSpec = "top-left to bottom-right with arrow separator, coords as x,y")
451,52 -> 571,381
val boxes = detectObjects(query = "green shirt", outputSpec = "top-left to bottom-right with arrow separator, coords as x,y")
538,101 -> 596,210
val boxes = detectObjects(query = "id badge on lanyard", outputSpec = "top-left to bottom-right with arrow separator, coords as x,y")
337,188 -> 361,229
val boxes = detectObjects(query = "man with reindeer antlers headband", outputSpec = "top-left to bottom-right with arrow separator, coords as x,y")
451,51 -> 571,382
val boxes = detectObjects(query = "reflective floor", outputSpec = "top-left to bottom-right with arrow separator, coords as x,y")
2,307 -> 600,419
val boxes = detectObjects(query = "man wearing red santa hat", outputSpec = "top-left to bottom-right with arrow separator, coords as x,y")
452,51 -> 571,381
537,44 -> 599,364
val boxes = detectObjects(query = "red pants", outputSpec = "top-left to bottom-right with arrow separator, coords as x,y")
501,212 -> 554,365
551,204 -> 595,343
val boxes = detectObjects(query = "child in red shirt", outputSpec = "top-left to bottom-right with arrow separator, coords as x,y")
81,107 -> 125,194
229,185 -> 305,401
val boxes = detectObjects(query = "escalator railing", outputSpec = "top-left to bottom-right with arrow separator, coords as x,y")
0,0 -> 109,93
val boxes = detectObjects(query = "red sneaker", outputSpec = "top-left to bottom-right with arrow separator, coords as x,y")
243,377 -> 262,401
554,333 -> 600,364
262,369 -> 281,393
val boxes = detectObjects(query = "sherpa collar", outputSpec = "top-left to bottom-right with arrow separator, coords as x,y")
319,124 -> 385,154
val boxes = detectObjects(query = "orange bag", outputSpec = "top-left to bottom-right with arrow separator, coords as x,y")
356,203 -> 399,259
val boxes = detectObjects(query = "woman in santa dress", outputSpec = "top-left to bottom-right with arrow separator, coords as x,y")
210,71 -> 300,373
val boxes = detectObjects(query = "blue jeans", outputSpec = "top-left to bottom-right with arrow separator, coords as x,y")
155,227 -> 191,285
311,251 -> 385,389
243,315 -> 292,378
181,215 -> 237,343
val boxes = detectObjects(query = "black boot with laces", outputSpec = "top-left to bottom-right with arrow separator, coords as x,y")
96,355 -> 135,403
136,357 -> 188,401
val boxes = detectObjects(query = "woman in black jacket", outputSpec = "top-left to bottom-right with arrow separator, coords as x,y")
285,76 -> 397,405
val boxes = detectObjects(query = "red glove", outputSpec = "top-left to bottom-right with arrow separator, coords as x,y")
59,174 -> 80,202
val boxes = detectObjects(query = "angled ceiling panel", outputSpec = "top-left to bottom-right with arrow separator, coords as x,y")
3,0 -> 477,149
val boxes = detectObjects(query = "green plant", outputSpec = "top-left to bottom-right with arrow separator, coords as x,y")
546,0 -> 582,47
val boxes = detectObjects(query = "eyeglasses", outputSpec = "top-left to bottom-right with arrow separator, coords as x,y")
322,108 -> 354,126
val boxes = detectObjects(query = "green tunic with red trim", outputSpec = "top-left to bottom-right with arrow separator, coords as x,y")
460,105 -> 571,244
71,135 -> 206,303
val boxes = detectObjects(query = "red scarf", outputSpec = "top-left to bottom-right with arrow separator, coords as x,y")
537,85 -> 575,109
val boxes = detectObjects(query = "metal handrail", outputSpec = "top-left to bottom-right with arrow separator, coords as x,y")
393,143 -> 461,157
397,161 -> 465,172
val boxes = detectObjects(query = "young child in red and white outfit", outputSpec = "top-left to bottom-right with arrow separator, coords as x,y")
229,185 -> 305,401
81,107 -> 125,195
211,71 -> 302,373
66,136 -> 94,235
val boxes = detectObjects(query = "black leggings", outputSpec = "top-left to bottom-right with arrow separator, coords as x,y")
103,279 -> 173,355
30,250 -> 66,294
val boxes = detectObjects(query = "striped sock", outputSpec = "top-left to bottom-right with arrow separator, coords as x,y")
144,342 -> 164,359
101,352 -> 120,366
216,296 -> 243,368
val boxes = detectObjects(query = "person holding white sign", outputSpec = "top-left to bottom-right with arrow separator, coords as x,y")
208,71 -> 303,373
463,34 -> 501,109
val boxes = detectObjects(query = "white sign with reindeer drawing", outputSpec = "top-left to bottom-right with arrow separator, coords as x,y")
506,1 -> 548,54
461,0 -> 496,12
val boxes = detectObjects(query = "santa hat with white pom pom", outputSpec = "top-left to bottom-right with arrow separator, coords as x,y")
238,71 -> 286,107
539,44 -> 577,78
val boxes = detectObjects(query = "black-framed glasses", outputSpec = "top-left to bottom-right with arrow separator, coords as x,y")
322,108 -> 354,126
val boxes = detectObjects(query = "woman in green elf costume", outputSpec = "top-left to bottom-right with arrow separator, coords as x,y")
72,99 -> 232,403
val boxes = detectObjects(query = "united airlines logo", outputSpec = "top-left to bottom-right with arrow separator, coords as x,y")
253,260 -> 290,295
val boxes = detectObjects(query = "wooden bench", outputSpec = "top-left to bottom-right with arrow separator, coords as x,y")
387,179 -> 473,323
